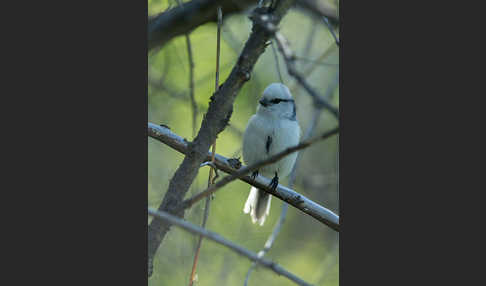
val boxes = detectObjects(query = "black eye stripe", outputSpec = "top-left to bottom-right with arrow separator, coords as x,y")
269,98 -> 294,104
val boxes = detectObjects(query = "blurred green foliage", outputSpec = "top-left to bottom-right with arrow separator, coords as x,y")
149,1 -> 339,285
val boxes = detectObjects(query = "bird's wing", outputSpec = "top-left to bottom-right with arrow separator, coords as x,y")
242,115 -> 269,167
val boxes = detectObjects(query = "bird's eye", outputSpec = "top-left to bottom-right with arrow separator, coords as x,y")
270,98 -> 282,104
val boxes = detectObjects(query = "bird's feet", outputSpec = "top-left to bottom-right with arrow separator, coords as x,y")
269,172 -> 279,191
251,170 -> 259,181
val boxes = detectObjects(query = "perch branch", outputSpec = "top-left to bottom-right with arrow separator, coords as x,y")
148,208 -> 314,286
148,123 -> 339,231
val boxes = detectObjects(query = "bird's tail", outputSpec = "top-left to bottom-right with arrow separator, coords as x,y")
243,186 -> 272,226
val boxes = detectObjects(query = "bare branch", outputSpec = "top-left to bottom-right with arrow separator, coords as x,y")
148,123 -> 340,231
148,208 -> 314,286
148,1 -> 297,276
294,56 -> 338,66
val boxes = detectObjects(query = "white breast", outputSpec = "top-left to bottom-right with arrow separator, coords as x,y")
242,114 -> 300,179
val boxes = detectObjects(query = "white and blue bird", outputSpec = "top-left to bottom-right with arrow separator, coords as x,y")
242,83 -> 301,226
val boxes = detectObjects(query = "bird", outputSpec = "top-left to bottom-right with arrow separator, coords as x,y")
242,83 -> 301,226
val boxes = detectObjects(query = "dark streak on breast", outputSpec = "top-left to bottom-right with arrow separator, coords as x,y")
266,135 -> 272,154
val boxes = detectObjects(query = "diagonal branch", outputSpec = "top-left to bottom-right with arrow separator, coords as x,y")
148,208 -> 314,286
148,123 -> 340,231
148,1 -> 297,277
323,16 -> 339,46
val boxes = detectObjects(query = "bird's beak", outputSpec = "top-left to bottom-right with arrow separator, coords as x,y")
259,98 -> 268,107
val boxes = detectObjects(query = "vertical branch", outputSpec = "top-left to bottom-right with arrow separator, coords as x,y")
174,0 -> 197,139
271,41 -> 284,83
187,36 -> 197,137
188,6 -> 223,286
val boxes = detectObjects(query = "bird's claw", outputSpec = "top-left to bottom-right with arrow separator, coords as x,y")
269,172 -> 279,191
251,170 -> 259,181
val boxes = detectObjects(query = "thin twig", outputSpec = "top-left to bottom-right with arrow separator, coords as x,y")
148,208 -> 314,286
186,36 -> 197,137
322,16 -> 339,46
271,41 -> 284,83
147,122 -> 340,230
172,0 -> 198,138
294,56 -> 338,66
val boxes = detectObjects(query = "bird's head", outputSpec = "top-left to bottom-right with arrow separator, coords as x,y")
257,83 -> 296,120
